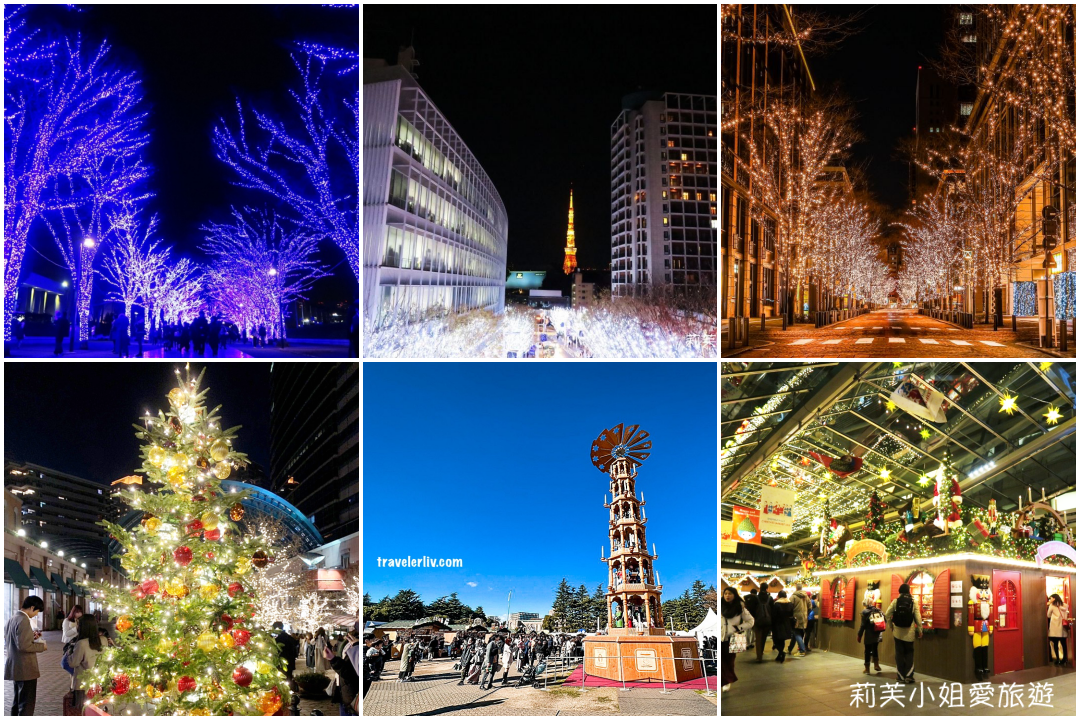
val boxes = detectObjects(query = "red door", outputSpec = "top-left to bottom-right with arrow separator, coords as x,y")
993,570 -> 1023,674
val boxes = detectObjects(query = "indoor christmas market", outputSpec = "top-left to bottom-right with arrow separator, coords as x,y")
721,361 -> 1076,716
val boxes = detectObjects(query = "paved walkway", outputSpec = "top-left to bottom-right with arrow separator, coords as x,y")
2,630 -> 341,716
6,337 -> 353,359
721,642 -> 1075,716
363,656 -> 716,716
723,309 -> 1066,358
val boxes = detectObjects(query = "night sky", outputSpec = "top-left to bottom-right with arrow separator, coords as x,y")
5,363 -> 271,486
19,4 -> 359,302
808,5 -> 945,213
363,5 -> 717,275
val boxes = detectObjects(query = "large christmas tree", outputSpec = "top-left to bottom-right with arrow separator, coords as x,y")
83,366 -> 290,716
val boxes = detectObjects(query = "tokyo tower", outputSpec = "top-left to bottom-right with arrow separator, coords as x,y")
563,186 -> 578,275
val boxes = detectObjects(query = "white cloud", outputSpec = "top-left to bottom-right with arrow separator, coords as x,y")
466,581 -> 478,587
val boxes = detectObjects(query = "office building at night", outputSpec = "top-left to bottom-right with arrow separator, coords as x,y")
363,59 -> 508,326
269,363 -> 358,542
610,91 -> 717,297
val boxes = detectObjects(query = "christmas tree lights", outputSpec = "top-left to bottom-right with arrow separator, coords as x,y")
82,367 -> 290,715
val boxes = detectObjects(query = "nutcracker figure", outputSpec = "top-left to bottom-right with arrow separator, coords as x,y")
986,498 -> 999,536
968,575 -> 993,680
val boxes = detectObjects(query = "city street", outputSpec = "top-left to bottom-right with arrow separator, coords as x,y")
722,309 -> 1065,358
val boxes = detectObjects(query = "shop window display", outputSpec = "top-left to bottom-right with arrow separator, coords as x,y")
832,576 -> 847,619
909,571 -> 935,629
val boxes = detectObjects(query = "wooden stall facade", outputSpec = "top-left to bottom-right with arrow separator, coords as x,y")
814,558 -> 1075,683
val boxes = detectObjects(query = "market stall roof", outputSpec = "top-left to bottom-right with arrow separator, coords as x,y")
4,559 -> 33,589
28,566 -> 57,592
50,573 -> 71,594
723,362 -> 1076,551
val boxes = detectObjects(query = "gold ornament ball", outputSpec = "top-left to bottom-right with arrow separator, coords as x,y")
168,387 -> 186,407
143,517 -> 162,535
189,708 -> 211,716
200,512 -> 219,531
218,632 -> 235,649
257,690 -> 282,715
165,578 -> 188,597
156,638 -> 172,654
199,584 -> 220,601
256,660 -> 273,675
167,466 -> 186,486
229,503 -> 245,522
173,453 -> 189,468
210,439 -> 230,462
234,557 -> 251,575
252,550 -> 269,569
115,615 -> 133,633
148,446 -> 167,467
196,632 -> 218,653
213,462 -> 231,480
145,684 -> 161,700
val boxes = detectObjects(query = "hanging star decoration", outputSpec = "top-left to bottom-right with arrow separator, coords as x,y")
918,473 -> 932,487
1040,362 -> 1053,372
893,361 -> 904,368
879,466 -> 892,480
1043,405 -> 1063,426
919,428 -> 931,440
999,393 -> 1018,415
885,400 -> 896,412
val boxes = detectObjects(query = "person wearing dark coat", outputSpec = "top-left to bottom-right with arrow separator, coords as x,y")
191,311 -> 208,355
53,312 -> 70,356
113,310 -> 130,357
207,316 -> 222,357
770,590 -> 794,663
745,581 -> 773,662
856,598 -> 884,674
325,643 -> 359,715
272,622 -> 302,713
457,638 -> 474,685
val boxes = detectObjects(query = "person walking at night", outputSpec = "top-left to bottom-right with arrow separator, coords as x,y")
857,596 -> 884,674
744,581 -> 772,662
806,592 -> 818,648
53,311 -> 69,356
4,595 -> 47,715
113,309 -> 130,358
1048,594 -> 1069,665
12,315 -> 25,348
884,583 -> 923,683
272,622 -> 302,714
191,310 -> 208,355
208,315 -> 222,357
769,590 -> 794,664
180,322 -> 192,355
313,627 -> 331,674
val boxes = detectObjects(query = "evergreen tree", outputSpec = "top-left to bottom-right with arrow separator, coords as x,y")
690,579 -> 709,626
591,584 -> 607,631
84,367 -> 289,714
473,606 -> 486,623
551,578 -> 573,630
387,589 -> 425,621
541,615 -> 555,631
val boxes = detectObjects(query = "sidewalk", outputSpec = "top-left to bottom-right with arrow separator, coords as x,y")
1,630 -> 342,715
6,337 -> 354,359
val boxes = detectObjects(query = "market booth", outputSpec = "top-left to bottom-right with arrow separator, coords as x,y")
814,549 -> 1076,682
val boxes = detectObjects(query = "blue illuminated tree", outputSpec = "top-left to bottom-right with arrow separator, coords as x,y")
4,7 -> 149,341
212,43 -> 358,284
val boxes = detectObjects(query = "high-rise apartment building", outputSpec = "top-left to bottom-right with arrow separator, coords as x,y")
610,91 -> 717,296
269,363 -> 358,542
363,61 -> 509,326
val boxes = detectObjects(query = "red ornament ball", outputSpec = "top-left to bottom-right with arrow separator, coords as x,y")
232,628 -> 250,647
227,582 -> 244,598
205,551 -> 215,561
204,528 -> 221,542
140,578 -> 159,596
221,613 -> 234,631
232,665 -> 253,687
131,586 -> 147,600
177,675 -> 197,693
112,673 -> 131,696
186,519 -> 204,535
87,684 -> 101,700
174,546 -> 193,566
192,494 -> 206,502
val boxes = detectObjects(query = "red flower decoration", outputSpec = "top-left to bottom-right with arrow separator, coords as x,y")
204,528 -> 221,542
227,582 -> 244,598
112,673 -> 131,696
141,578 -> 159,596
177,676 -> 197,693
232,628 -> 250,647
174,546 -> 193,566
87,684 -> 101,700
232,665 -> 253,687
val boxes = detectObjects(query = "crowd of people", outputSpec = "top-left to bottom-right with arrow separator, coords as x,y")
362,629 -> 592,699
4,595 -> 360,716
722,581 -> 1072,695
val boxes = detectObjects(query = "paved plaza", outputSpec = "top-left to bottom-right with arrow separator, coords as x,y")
2,630 -> 341,716
362,656 -> 717,716
722,309 -> 1068,358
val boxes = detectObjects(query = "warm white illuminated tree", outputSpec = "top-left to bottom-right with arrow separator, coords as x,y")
145,255 -> 203,327
295,592 -> 332,635
98,205 -> 168,319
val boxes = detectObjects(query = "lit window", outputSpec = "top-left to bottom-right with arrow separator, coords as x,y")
660,114 -> 666,122
959,12 -> 972,25
696,192 -> 703,201
707,130 -> 714,137
710,206 -> 717,215
962,34 -> 976,43
662,190 -> 667,199
680,153 -> 688,161
667,140 -> 675,148
960,103 -> 973,116
682,191 -> 689,200
709,192 -> 717,201
663,217 -> 668,226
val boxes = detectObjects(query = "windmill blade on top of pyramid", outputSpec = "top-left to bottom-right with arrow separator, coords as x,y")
591,423 -> 652,472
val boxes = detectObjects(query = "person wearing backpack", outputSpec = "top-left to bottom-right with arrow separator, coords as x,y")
806,593 -> 817,649
857,597 -> 885,674
884,583 -> 923,683
788,583 -> 811,657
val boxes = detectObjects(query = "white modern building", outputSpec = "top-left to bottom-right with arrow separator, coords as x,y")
363,61 -> 508,326
610,91 -> 717,296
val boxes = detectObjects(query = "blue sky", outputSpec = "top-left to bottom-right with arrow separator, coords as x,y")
363,362 -> 717,622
